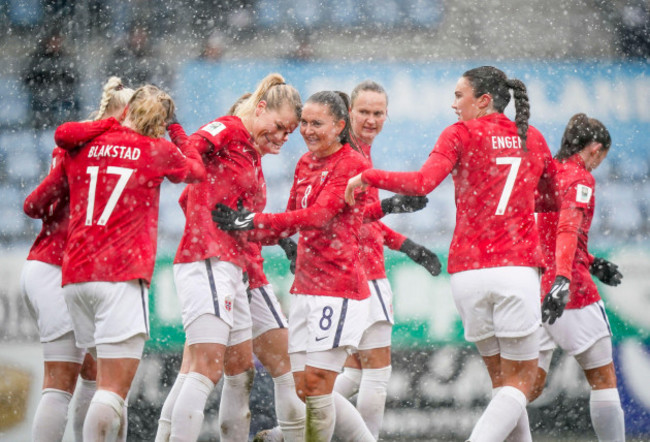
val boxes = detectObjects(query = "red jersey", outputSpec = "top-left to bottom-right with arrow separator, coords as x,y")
538,156 -> 600,309
357,140 -> 407,280
174,116 -> 266,271
253,144 -> 371,300
362,113 -> 554,274
55,123 -> 205,285
24,148 -> 69,266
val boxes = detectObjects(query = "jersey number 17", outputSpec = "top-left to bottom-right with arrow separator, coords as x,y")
85,166 -> 134,226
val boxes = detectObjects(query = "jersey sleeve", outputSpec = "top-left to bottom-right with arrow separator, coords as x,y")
54,118 -> 120,150
535,147 -> 559,213
160,139 -> 206,184
361,125 -> 462,196
362,200 -> 385,222
167,122 -> 189,147
24,152 -> 69,219
555,206 -> 584,279
380,222 -> 407,250
255,156 -> 364,234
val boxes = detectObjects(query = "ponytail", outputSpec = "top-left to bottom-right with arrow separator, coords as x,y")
556,113 -> 611,161
505,78 -> 530,151
235,73 -> 302,121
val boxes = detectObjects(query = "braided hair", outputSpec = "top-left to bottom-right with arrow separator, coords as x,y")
462,66 -> 530,150
93,76 -> 134,120
555,113 -> 611,161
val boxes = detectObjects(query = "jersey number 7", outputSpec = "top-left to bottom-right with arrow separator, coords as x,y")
495,157 -> 521,216
85,166 -> 134,226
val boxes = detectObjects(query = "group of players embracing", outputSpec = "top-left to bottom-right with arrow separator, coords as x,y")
22,66 -> 624,442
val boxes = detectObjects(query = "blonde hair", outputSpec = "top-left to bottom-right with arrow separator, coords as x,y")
126,85 -> 175,138
226,92 -> 252,116
93,77 -> 135,120
234,73 -> 302,120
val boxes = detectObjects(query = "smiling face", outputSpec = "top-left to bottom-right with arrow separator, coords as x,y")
300,102 -> 346,158
452,76 -> 489,122
251,101 -> 299,155
350,90 -> 387,145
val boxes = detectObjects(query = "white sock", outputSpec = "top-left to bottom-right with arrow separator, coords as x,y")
33,388 -> 72,442
590,388 -> 625,442
170,372 -> 214,442
73,379 -> 96,442
333,367 -> 362,399
83,390 -> 124,442
219,369 -> 254,442
155,373 -> 187,442
305,394 -> 335,442
333,391 -> 375,442
272,372 -> 305,442
117,399 -> 128,442
469,386 -> 528,442
356,366 -> 391,439
489,387 -> 533,442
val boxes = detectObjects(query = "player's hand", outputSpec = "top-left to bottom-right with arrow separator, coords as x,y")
381,194 -> 428,214
590,257 -> 623,286
212,201 -> 255,231
400,238 -> 442,276
278,238 -> 298,274
541,275 -> 570,325
345,174 -> 367,206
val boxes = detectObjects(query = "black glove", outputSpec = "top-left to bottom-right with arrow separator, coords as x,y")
381,194 -> 428,214
541,275 -> 570,325
400,238 -> 442,276
166,112 -> 179,129
590,257 -> 623,286
212,201 -> 255,231
278,237 -> 298,274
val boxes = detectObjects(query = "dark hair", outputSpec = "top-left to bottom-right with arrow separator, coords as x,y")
351,80 -> 388,107
306,90 -> 361,154
462,66 -> 530,150
555,113 -> 611,161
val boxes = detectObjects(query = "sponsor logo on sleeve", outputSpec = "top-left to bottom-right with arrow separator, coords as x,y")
576,184 -> 592,204
202,121 -> 227,137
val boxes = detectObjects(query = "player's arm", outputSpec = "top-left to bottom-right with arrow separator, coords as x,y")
24,158 -> 68,218
362,194 -> 428,222
381,223 -> 442,276
346,125 -> 462,204
54,118 -> 120,150
164,136 -> 207,183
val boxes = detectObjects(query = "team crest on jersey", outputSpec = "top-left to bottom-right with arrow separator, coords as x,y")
576,184 -> 592,204
320,171 -> 329,183
203,121 -> 227,137
224,295 -> 233,312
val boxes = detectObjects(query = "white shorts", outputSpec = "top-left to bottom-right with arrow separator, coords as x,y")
174,259 -> 252,339
540,301 -> 612,357
62,279 -> 150,349
450,266 -> 541,342
20,260 -> 74,342
249,284 -> 288,339
288,294 -> 369,355
356,278 -> 395,350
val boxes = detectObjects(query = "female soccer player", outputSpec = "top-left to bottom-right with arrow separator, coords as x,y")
534,114 -> 625,442
332,80 -> 441,439
50,84 -> 205,442
165,74 -> 303,442
215,90 -> 377,441
346,66 -> 556,442
21,76 -> 134,442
